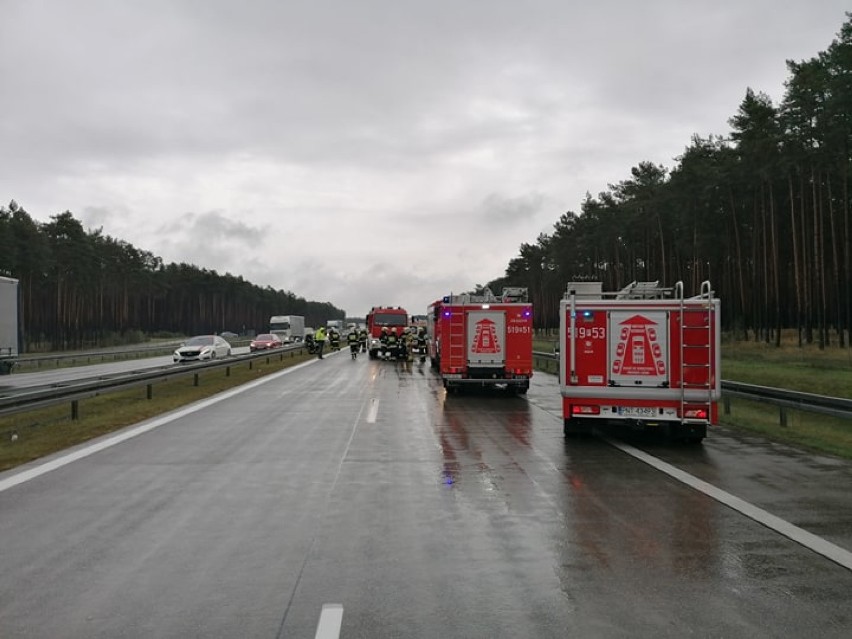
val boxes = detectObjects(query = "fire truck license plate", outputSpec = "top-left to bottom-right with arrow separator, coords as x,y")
617,406 -> 657,418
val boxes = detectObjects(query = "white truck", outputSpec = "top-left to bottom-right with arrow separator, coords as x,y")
269,315 -> 305,343
559,280 -> 720,442
0,276 -> 20,374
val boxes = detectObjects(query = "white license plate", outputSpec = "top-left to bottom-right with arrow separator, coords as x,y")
617,406 -> 657,418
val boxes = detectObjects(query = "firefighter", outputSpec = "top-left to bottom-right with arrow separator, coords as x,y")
416,327 -> 427,362
380,326 -> 389,358
386,327 -> 399,360
347,325 -> 360,359
314,326 -> 327,359
400,327 -> 412,362
359,327 -> 368,353
329,328 -> 340,351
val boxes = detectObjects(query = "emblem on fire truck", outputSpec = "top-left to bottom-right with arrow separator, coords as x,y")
611,314 -> 666,379
471,318 -> 501,354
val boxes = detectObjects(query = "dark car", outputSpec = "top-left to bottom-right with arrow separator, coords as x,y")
250,333 -> 283,352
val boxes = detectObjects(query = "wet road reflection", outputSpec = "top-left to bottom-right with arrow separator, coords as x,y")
4,352 -> 852,638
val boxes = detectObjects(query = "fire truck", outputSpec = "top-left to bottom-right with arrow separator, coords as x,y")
365,306 -> 409,358
427,287 -> 533,394
559,280 -> 720,442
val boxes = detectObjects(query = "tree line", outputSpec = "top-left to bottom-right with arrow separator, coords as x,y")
488,15 -> 852,348
0,204 -> 344,351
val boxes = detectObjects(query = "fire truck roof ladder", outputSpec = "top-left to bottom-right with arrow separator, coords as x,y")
449,287 -> 528,305
678,280 -> 714,424
615,280 -> 675,299
500,287 -> 528,302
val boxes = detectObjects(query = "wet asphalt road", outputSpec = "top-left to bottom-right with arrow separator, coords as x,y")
1,351 -> 851,637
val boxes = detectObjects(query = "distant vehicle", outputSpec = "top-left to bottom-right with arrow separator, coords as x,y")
427,288 -> 532,394
173,335 -> 232,363
0,276 -> 20,375
326,319 -> 344,333
250,333 -> 283,352
365,306 -> 409,358
220,331 -> 239,339
269,315 -> 305,343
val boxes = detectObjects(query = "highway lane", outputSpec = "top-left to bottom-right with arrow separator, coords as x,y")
1,351 -> 852,637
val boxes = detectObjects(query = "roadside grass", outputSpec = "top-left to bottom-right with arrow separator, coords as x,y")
0,351 -> 313,473
721,336 -> 852,396
718,335 -> 852,459
718,397 -> 852,459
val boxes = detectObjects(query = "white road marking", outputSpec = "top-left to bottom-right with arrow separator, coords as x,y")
314,603 -> 343,639
366,397 -> 380,423
607,438 -> 852,572
0,359 -> 318,494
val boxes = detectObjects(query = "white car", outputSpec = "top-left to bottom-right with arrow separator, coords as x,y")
173,335 -> 232,363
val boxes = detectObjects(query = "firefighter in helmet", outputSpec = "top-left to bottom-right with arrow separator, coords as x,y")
386,327 -> 399,360
380,326 -> 389,358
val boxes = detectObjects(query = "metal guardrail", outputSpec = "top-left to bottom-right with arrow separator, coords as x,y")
11,339 -> 256,370
532,351 -> 852,423
0,344 -> 308,420
721,380 -> 852,423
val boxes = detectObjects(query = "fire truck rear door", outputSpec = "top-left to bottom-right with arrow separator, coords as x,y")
466,310 -> 506,366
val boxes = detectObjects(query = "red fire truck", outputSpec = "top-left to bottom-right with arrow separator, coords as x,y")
427,287 -> 533,394
559,280 -> 720,442
365,306 -> 409,358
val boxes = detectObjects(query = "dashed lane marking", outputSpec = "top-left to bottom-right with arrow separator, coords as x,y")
366,398 -> 380,423
314,604 -> 343,639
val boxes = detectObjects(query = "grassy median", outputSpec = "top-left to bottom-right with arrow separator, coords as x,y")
0,351 -> 313,473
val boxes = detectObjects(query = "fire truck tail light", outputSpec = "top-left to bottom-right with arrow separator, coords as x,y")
571,405 -> 600,415
684,408 -> 709,419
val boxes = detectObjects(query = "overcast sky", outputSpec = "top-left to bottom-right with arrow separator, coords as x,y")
2,1 -> 849,319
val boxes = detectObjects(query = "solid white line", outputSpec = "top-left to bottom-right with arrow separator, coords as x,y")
0,358 -> 318,494
314,604 -> 343,639
366,397 -> 380,423
607,438 -> 852,572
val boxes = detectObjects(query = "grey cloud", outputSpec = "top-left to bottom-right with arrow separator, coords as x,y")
480,192 -> 544,223
3,0 -> 849,319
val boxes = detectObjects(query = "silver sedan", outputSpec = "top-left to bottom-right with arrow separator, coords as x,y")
173,335 -> 232,363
